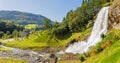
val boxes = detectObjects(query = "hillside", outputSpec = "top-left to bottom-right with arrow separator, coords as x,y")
0,11 -> 47,25
81,29 -> 120,63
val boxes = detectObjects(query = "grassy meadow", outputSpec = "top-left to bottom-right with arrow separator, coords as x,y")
3,28 -> 92,51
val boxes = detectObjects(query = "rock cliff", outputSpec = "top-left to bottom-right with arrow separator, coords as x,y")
109,0 -> 120,29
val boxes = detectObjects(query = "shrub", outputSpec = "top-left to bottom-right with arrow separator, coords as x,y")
79,54 -> 85,62
86,21 -> 93,29
101,33 -> 105,39
96,46 -> 103,53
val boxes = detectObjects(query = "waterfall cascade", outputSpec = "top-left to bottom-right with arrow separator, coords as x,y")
65,7 -> 109,54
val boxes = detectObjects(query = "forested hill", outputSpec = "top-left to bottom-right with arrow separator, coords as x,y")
0,11 -> 47,25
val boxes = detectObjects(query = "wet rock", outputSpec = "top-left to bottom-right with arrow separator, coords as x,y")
66,39 -> 78,47
41,47 -> 65,53
36,56 -> 43,62
50,54 -> 58,63
60,53 -> 78,61
0,46 -> 51,63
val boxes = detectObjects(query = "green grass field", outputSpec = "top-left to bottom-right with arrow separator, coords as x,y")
25,24 -> 38,30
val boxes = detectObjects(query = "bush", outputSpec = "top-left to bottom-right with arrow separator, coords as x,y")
0,31 -> 4,38
86,21 -> 93,29
101,33 -> 105,39
96,46 -> 103,53
83,52 -> 90,57
79,54 -> 85,62
102,2 -> 112,7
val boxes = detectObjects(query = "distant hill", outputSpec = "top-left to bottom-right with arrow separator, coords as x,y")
0,11 -> 48,25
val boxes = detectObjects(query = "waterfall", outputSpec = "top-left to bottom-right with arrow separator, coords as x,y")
65,7 -> 109,54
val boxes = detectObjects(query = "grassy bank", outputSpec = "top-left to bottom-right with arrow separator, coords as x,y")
0,58 -> 27,63
85,40 -> 120,63
0,46 -> 12,52
80,29 -> 120,63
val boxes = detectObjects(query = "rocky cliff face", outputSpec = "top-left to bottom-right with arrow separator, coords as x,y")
109,0 -> 120,29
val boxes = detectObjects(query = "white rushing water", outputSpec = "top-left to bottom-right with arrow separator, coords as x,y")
65,7 -> 109,54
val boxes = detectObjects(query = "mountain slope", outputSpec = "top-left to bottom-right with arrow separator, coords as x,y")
0,11 -> 47,25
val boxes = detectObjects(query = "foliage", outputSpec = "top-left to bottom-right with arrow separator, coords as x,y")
102,2 -> 112,7
0,21 -> 24,33
100,33 -> 105,39
96,46 -> 103,53
2,33 -> 10,39
12,29 -> 19,38
0,21 -> 25,39
52,21 -> 59,28
86,21 -> 93,29
79,54 -> 85,62
43,18 -> 52,30
0,31 -> 4,38
51,0 -> 112,38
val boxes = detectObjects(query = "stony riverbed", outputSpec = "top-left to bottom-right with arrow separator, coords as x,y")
0,45 -> 59,63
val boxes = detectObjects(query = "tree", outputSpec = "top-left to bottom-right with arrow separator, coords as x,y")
43,18 -> 52,29
6,31 -> 10,35
12,29 -> 19,39
0,21 -> 24,33
19,31 -> 24,38
0,31 -> 4,38
2,33 -> 10,39
49,0 -> 111,37
52,21 -> 59,28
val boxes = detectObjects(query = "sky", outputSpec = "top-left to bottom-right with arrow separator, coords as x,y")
0,0 -> 82,22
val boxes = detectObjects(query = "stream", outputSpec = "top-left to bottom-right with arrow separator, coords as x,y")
0,45 -> 51,63
0,39 -> 61,63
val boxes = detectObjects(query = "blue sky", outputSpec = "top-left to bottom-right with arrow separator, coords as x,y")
0,0 -> 82,22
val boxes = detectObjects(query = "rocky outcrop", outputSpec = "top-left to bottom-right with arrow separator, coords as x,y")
109,0 -> 120,29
